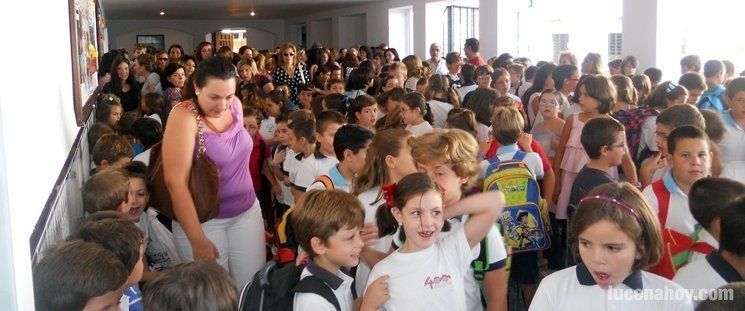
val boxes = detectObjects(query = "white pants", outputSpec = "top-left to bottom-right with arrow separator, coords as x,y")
173,201 -> 266,289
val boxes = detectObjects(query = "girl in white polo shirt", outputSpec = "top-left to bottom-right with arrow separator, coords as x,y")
530,182 -> 693,310
365,172 -> 504,311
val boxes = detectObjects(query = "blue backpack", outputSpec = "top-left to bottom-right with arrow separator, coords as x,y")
483,151 -> 551,253
697,87 -> 726,114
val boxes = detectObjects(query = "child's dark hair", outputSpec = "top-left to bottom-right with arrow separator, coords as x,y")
123,161 -> 149,190
289,114 -> 317,144
643,67 -> 662,84
346,67 -> 375,91
402,92 -> 433,124
69,216 -> 144,272
92,133 -> 134,166
328,78 -> 345,88
310,93 -> 326,117
376,172 -> 448,238
266,88 -> 292,115
132,117 -> 163,150
726,77 -> 745,99
88,122 -> 115,151
292,190 -> 366,258
334,124 -> 375,161
316,109 -> 346,134
96,93 -> 123,124
569,182 -> 663,270
680,55 -> 701,72
695,281 -> 745,311
82,169 -> 130,213
678,72 -> 706,92
703,60 -> 724,78
552,65 -> 579,91
463,87 -> 498,125
579,74 -> 616,114
242,105 -> 263,119
347,94 -> 377,123
689,177 -> 745,231
524,65 -> 539,81
461,63 -> 476,84
377,87 -> 407,106
632,74 -> 652,104
446,108 -> 478,138
720,196 -> 745,257
118,111 -> 142,137
144,261 -> 238,311
33,240 -> 128,311
656,104 -> 705,131
667,125 -> 708,155
425,74 -> 460,108
142,93 -> 165,116
643,81 -> 688,110
700,109 -> 726,142
581,117 -> 625,159
324,93 -> 350,116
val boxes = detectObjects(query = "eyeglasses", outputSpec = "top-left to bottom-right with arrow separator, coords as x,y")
607,143 -> 626,149
283,53 -> 295,57
158,58 -> 168,61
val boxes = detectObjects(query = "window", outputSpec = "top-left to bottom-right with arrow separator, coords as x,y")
552,33 -> 569,61
443,6 -> 479,55
389,6 -> 413,57
608,33 -> 622,60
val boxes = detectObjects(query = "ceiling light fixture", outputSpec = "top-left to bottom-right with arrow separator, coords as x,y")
249,4 -> 255,17
250,11 -> 255,16
159,11 -> 165,16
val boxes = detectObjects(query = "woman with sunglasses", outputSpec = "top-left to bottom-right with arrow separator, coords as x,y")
272,43 -> 309,107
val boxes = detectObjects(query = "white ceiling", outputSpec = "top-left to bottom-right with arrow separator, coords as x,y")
102,0 -> 383,20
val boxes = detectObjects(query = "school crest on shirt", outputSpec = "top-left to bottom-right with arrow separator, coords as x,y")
424,274 -> 453,289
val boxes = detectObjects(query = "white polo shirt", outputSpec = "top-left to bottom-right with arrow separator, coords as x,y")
365,226 -> 475,311
391,217 -> 508,311
689,229 -> 719,263
530,263 -> 693,310
293,261 -> 354,311
718,111 -> 745,165
355,186 -> 394,297
284,149 -> 309,200
406,122 -> 434,137
475,122 -> 491,144
294,151 -> 339,192
720,160 -> 745,184
429,99 -> 454,129
642,171 -> 697,236
673,252 -> 744,305
307,165 -> 351,193
479,144 -> 544,180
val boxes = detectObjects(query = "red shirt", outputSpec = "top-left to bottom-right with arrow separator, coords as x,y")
469,55 -> 486,67
484,139 -> 552,172
249,134 -> 270,192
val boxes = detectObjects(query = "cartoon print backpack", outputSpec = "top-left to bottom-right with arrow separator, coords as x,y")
483,151 -> 551,253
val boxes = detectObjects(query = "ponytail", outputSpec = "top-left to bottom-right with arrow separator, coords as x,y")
376,203 -> 399,238
402,92 -> 433,125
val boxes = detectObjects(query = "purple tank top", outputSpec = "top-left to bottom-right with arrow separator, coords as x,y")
191,99 -> 256,218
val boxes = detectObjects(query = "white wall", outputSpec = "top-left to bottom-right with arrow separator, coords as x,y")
309,19 -> 333,50
107,19 -> 286,52
115,27 -> 194,54
0,0 -> 81,309
338,14 -> 367,49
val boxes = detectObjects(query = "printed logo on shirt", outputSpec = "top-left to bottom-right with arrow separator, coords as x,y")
424,274 -> 452,289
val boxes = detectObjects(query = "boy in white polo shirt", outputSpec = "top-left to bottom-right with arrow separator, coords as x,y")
718,77 -> 745,164
686,177 -> 745,262
674,196 -> 745,303
307,124 -> 374,193
293,110 -> 346,201
643,126 -> 712,279
292,190 -> 389,311
286,112 -> 318,203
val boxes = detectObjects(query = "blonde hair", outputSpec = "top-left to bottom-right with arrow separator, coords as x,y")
491,107 -> 524,145
409,129 -> 480,187
402,55 -> 424,78
353,128 -> 412,200
292,190 -> 365,258
237,58 -> 259,77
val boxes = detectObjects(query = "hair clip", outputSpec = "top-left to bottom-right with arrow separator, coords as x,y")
579,195 -> 641,223
382,182 -> 398,207
425,103 -> 431,111
666,82 -> 678,94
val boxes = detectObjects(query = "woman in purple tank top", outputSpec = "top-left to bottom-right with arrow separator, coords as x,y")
163,56 -> 265,288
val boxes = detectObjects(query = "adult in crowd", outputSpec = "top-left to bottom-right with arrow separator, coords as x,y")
237,57 -> 274,96
163,56 -> 265,289
181,55 -> 197,79
425,43 -> 448,75
272,43 -> 309,106
464,37 -> 485,66
155,51 -> 170,73
162,63 -> 187,106
101,56 -> 141,112
195,41 -> 214,63
133,54 -> 163,96
168,44 -> 184,63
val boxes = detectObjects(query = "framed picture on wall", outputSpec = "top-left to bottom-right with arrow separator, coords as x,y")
68,0 -> 99,126
137,35 -> 165,52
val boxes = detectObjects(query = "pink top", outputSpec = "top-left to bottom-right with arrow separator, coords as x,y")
560,114 -> 589,174
180,99 -> 256,219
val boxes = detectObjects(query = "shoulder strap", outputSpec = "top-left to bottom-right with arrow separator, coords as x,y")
292,276 -> 341,311
312,175 -> 335,190
512,150 -> 527,161
651,181 -> 671,228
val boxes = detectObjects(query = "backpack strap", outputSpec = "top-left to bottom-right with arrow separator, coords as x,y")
472,237 -> 490,307
512,150 -> 527,161
292,276 -> 341,311
651,181 -> 670,228
312,175 -> 335,190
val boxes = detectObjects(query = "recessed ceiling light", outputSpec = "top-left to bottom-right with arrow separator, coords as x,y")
160,11 -> 165,16
250,11 -> 255,16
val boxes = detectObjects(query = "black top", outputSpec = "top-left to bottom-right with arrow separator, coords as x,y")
569,166 -> 615,214
102,82 -> 141,112
272,63 -> 309,105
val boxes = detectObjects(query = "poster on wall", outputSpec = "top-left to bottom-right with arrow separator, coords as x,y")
95,0 -> 108,53
68,0 -> 99,126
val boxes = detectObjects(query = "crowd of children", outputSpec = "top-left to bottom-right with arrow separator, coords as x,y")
32,38 -> 745,311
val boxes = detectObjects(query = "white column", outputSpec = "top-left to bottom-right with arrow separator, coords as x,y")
479,0 -> 499,60
622,0 -> 659,70
412,0 -> 427,58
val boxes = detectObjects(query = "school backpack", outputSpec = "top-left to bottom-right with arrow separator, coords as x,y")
612,107 -> 659,165
483,151 -> 551,253
239,260 -> 342,311
696,87 -> 726,114
311,175 -> 335,190
647,180 -> 716,279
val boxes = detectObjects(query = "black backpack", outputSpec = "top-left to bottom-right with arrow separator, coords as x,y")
239,260 -> 341,311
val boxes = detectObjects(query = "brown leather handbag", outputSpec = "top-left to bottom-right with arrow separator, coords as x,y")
148,103 -> 221,223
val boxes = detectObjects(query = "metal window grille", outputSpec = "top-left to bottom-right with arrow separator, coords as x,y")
552,33 -> 569,61
608,33 -> 622,59
443,6 -> 479,54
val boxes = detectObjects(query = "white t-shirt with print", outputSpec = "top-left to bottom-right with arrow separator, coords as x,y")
365,226 -> 474,311
355,186 -> 393,297
406,122 -> 434,137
